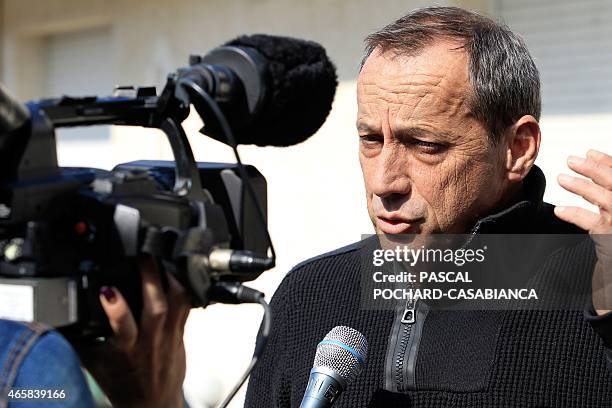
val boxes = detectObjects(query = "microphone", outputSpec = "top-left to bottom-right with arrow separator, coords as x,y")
177,34 -> 338,147
300,326 -> 368,408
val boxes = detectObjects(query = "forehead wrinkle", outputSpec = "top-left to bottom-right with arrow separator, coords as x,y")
359,74 -> 446,97
357,57 -> 474,138
357,100 -> 410,133
359,76 -> 467,115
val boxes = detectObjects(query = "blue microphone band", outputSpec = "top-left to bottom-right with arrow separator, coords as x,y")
316,340 -> 365,365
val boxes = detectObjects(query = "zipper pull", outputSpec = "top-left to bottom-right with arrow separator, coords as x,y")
401,298 -> 417,324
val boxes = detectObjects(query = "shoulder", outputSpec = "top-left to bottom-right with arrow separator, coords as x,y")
0,320 -> 93,406
0,320 -> 50,364
289,238 -> 371,276
13,328 -> 94,406
272,237 -> 375,300
538,202 -> 587,234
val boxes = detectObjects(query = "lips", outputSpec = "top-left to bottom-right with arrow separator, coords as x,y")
375,215 -> 422,235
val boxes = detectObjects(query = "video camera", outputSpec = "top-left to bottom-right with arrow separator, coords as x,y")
0,34 -> 337,341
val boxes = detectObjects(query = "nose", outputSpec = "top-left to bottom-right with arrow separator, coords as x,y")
369,143 -> 412,200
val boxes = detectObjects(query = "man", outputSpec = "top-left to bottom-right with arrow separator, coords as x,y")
245,6 -> 612,407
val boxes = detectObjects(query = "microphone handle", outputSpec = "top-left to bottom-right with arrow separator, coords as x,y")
299,368 -> 345,408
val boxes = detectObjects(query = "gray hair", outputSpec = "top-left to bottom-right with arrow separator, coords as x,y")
363,6 -> 541,143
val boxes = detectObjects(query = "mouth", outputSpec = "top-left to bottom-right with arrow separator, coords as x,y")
375,215 -> 423,235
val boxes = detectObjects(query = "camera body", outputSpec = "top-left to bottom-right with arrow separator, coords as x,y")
0,79 -> 269,340
0,34 -> 337,340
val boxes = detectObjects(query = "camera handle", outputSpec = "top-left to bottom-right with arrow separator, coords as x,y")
14,77 -> 211,205
158,115 -> 208,201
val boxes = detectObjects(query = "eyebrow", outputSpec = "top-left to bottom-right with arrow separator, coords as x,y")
356,122 -> 454,141
356,122 -> 379,134
396,127 -> 454,141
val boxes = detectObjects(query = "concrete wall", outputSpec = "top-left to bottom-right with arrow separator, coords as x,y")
1,0 -> 492,97
2,2 -> 491,406
5,1 -> 610,407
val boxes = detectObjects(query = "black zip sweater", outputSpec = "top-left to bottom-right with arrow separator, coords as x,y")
245,167 -> 612,407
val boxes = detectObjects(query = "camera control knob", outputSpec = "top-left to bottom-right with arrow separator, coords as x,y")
3,238 -> 24,262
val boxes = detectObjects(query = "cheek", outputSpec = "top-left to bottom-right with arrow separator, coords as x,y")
420,151 -> 500,229
359,153 -> 375,195
413,163 -> 456,218
359,155 -> 374,203
359,154 -> 388,226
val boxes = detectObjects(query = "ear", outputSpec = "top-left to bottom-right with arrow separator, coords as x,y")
504,115 -> 541,182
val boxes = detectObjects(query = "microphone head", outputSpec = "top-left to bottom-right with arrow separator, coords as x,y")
313,326 -> 368,384
223,34 -> 338,147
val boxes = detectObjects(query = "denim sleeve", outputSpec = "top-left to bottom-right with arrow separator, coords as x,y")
0,320 -> 94,408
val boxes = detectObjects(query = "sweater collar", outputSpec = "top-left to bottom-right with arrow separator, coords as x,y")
469,165 -> 546,234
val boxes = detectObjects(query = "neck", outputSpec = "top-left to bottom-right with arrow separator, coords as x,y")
496,180 -> 525,212
463,180 -> 525,234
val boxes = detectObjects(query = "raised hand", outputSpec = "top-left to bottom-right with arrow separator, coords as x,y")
555,149 -> 612,315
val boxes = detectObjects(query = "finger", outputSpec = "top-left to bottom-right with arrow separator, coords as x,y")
99,286 -> 138,351
165,273 -> 191,333
587,149 -> 612,168
558,174 -> 612,212
567,155 -> 612,191
554,206 -> 601,231
139,256 -> 168,335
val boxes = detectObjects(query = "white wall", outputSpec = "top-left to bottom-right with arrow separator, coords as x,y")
497,0 -> 611,213
1,2 -> 480,406
5,1 -> 610,407
538,114 -> 610,213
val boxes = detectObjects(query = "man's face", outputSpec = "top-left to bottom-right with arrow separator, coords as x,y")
357,42 -> 509,236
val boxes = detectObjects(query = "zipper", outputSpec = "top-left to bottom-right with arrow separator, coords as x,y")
396,297 -> 417,391
392,232 -> 475,391
394,315 -> 413,390
385,295 -> 429,393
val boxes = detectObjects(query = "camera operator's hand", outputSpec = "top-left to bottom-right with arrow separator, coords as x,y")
78,257 -> 191,408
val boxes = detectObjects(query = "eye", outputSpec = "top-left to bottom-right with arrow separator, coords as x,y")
412,139 -> 445,154
359,134 -> 383,146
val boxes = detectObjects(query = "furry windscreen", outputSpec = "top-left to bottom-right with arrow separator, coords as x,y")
225,34 -> 338,147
